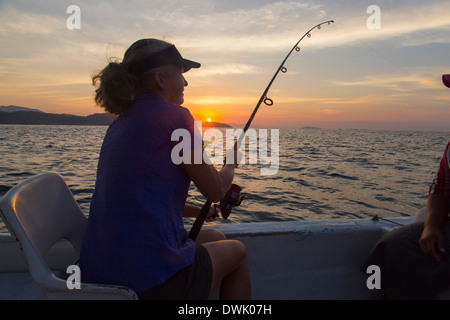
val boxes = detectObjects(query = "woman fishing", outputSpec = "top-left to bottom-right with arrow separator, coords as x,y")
79,38 -> 251,300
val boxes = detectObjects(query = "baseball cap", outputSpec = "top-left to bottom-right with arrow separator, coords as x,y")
123,39 -> 201,74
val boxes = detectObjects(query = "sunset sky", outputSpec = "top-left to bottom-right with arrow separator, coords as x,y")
1,0 -> 450,130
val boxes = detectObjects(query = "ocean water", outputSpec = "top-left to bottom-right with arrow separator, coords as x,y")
0,124 -> 448,232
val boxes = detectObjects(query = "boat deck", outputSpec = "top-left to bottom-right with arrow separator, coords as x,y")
3,216 -> 449,300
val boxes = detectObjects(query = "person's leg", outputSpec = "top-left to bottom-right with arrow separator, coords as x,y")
202,239 -> 251,300
137,245 -> 212,300
195,229 -> 226,244
362,221 -> 450,299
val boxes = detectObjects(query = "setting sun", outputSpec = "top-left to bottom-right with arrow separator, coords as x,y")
207,118 -> 212,122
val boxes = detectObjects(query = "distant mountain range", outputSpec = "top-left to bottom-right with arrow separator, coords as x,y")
0,105 -> 116,126
0,105 -> 44,113
0,105 -> 231,127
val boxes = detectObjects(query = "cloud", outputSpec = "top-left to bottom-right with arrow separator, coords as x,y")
332,72 -> 443,91
0,7 -> 60,36
1,0 -> 449,123
191,64 -> 262,77
187,95 -> 255,105
169,0 -> 450,55
318,1 -> 450,49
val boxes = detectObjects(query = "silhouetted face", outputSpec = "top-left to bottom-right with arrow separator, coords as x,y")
162,65 -> 188,105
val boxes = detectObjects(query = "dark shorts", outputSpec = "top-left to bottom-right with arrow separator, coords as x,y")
361,221 -> 450,299
137,245 -> 212,300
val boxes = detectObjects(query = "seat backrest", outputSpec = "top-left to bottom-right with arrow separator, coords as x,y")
0,173 -> 137,299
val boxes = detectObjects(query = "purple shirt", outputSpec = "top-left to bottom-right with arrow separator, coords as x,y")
80,93 -> 196,293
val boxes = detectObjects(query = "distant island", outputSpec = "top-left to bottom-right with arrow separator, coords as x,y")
301,126 -> 321,130
0,105 -> 232,127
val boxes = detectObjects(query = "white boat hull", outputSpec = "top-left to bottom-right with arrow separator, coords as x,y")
1,216 -> 430,300
209,217 -> 411,300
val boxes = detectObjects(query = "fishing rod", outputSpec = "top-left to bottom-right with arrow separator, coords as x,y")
188,19 -> 335,241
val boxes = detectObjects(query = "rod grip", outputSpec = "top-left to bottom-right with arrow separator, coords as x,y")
188,200 -> 212,241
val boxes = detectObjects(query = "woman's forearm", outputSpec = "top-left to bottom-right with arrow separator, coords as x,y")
182,203 -> 201,218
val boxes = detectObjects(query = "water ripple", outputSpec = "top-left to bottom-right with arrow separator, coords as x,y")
0,125 -> 448,232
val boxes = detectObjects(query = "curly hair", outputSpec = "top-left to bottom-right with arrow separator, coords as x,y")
92,59 -> 138,115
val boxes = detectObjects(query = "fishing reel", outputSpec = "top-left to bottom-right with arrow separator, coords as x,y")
212,184 -> 245,220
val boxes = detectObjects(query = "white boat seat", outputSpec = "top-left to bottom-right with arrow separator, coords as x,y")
0,173 -> 138,300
